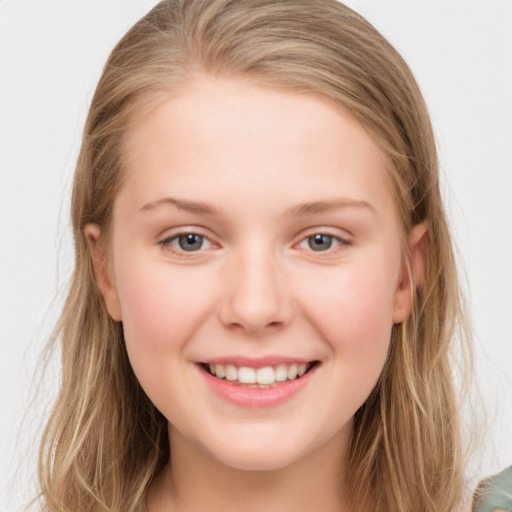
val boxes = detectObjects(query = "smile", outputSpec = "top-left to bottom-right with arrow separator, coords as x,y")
197,359 -> 320,407
200,361 -> 318,387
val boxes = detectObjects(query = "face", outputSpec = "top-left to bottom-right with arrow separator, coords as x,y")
87,75 -> 418,472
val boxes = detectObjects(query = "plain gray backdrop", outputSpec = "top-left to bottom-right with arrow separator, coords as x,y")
1,1 -> 511,510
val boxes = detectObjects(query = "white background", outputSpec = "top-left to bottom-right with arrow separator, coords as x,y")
1,1 -> 511,510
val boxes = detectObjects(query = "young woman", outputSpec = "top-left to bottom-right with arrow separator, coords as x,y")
36,1 -> 473,510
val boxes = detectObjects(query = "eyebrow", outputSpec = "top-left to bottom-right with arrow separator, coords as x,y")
139,196 -> 375,217
285,198 -> 375,217
139,197 -> 220,215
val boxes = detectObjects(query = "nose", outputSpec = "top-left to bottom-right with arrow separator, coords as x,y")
218,247 -> 293,335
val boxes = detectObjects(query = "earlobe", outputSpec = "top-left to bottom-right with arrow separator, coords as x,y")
84,224 -> 123,321
392,223 -> 429,324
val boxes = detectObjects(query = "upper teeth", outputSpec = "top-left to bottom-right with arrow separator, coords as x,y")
207,363 -> 309,385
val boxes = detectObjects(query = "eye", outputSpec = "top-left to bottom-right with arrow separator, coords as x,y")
159,232 -> 213,253
297,233 -> 349,252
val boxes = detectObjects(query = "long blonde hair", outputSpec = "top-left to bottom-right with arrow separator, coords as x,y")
37,1 -> 472,510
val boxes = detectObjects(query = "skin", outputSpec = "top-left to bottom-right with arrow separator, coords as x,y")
86,74 -> 426,512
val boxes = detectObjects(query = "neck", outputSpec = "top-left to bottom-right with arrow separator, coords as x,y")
147,426 -> 352,512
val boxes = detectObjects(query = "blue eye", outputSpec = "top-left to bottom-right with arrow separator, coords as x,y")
298,233 -> 348,252
161,233 -> 212,252
177,233 -> 205,251
307,234 -> 334,251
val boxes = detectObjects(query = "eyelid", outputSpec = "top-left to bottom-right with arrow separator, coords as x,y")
293,228 -> 352,253
296,226 -> 352,242
156,226 -> 351,258
157,227 -> 220,256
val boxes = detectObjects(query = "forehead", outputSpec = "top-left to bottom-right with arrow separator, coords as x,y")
118,74 -> 396,220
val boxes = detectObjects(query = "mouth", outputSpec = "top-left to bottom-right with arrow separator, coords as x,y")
199,361 -> 320,388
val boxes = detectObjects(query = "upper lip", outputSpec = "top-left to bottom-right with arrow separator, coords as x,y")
197,356 -> 317,367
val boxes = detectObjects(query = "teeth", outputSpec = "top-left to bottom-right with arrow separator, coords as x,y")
238,367 -> 256,384
215,364 -> 225,378
275,364 -> 288,382
256,366 -> 275,385
225,364 -> 238,381
287,363 -> 298,380
206,362 -> 313,384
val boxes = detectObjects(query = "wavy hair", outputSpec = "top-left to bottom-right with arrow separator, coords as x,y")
37,1 -> 472,510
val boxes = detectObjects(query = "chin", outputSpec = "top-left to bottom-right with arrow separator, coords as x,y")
212,448 -> 301,472
201,429 -> 320,473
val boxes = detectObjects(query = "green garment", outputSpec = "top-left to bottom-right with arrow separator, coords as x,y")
473,466 -> 512,512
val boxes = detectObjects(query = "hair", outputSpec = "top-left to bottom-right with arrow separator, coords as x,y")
36,1 -> 472,511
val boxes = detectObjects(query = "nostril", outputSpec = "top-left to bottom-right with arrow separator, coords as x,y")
246,320 -> 283,334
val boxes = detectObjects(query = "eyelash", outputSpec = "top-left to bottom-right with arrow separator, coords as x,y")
158,231 -> 215,256
157,230 -> 351,257
296,232 -> 351,253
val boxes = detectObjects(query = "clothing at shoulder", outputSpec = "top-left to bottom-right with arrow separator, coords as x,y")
473,466 -> 512,512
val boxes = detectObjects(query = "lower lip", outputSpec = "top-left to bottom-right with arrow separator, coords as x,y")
198,364 -> 318,408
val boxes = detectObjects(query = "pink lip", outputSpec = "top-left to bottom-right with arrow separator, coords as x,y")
197,362 -> 319,408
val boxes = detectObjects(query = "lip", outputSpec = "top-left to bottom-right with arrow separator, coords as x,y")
196,360 -> 319,408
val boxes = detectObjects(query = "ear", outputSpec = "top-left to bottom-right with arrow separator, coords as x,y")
84,223 -> 123,321
392,223 -> 429,324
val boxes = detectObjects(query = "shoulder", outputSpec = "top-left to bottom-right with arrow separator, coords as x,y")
472,465 -> 512,512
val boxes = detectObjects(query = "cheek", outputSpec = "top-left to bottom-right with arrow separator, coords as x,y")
298,256 -> 400,364
113,254 -> 217,367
